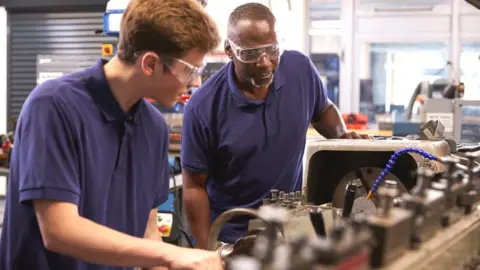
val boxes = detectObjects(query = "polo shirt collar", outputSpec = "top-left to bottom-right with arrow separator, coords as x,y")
86,59 -> 144,124
226,60 -> 286,107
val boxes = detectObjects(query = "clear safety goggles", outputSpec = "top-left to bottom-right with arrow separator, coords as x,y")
134,51 -> 206,86
228,39 -> 281,64
164,57 -> 206,86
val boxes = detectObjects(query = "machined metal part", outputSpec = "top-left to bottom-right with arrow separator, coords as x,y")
309,221 -> 372,269
271,189 -> 279,203
248,206 -> 317,243
332,167 -> 409,209
367,207 -> 414,268
419,120 -> 445,141
366,178 -> 413,268
382,206 -> 480,270
432,155 -> 469,226
378,185 -> 399,217
207,208 -> 269,254
385,180 -> 398,189
351,197 -> 377,216
295,191 -> 302,202
262,198 -> 271,206
402,181 -> 446,248
457,151 -> 480,214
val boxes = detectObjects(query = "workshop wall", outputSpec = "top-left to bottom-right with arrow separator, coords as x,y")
0,8 -> 6,135
7,12 -> 116,120
0,0 -> 107,12
206,0 -> 308,54
0,7 -> 6,196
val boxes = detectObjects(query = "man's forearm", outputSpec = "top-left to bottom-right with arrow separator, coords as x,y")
184,187 -> 212,249
42,214 -> 181,268
311,103 -> 347,139
143,225 -> 169,270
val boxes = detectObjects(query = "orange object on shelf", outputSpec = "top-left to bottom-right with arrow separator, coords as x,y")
169,133 -> 181,142
342,113 -> 368,130
158,224 -> 171,236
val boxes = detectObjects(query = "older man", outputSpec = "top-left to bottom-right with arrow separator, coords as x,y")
181,3 -> 369,249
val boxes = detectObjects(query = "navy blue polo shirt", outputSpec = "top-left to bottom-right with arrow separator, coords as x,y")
181,50 -> 328,243
0,59 -> 170,270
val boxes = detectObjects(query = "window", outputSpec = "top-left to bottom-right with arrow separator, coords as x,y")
310,0 -> 341,21
310,54 -> 340,106
357,0 -> 451,13
461,42 -> 480,99
309,0 -> 342,107
358,43 -> 448,123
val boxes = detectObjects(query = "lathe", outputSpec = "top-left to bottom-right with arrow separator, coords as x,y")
206,137 -> 480,269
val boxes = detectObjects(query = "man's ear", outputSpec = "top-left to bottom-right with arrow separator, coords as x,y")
224,40 -> 233,59
140,52 -> 162,76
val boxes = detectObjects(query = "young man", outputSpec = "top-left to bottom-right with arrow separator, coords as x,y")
0,0 -> 223,269
181,3 -> 369,248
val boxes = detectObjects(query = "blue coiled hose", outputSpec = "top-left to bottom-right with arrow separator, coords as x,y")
365,147 -> 440,200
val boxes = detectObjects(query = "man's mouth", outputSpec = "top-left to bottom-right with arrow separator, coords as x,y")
259,73 -> 272,79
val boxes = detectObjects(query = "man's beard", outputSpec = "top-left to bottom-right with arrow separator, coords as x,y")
240,73 -> 274,89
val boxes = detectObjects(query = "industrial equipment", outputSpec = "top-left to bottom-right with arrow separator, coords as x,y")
207,144 -> 480,269
303,138 -> 451,208
392,58 -> 480,142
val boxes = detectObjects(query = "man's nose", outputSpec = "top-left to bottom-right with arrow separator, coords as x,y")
188,76 -> 202,88
256,54 -> 271,68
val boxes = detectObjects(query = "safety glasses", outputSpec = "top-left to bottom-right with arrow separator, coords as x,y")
164,57 -> 206,86
228,39 -> 281,64
134,51 -> 206,86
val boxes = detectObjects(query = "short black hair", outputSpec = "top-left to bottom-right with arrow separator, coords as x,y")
227,3 -> 276,38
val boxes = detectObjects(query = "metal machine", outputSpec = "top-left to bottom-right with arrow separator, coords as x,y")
392,62 -> 480,142
206,138 -> 480,269
303,138 -> 451,209
422,99 -> 480,144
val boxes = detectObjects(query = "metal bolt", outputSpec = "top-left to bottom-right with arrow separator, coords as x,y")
441,155 -> 460,174
271,189 -> 279,202
465,151 -> 480,170
279,191 -> 285,201
289,192 -> 295,201
262,198 -> 271,206
385,180 -> 397,190
295,191 -> 302,201
378,186 -> 399,217
412,168 -> 434,196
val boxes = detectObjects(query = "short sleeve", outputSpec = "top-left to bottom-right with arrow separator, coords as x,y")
309,58 -> 329,122
180,107 -> 211,173
152,126 -> 170,208
17,93 -> 80,206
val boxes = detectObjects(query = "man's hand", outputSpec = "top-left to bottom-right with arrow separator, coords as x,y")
143,209 -> 222,270
169,249 -> 223,270
312,101 -> 371,140
341,131 -> 371,139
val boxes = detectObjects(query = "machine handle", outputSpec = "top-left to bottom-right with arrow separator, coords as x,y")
308,207 -> 326,237
342,182 -> 357,218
